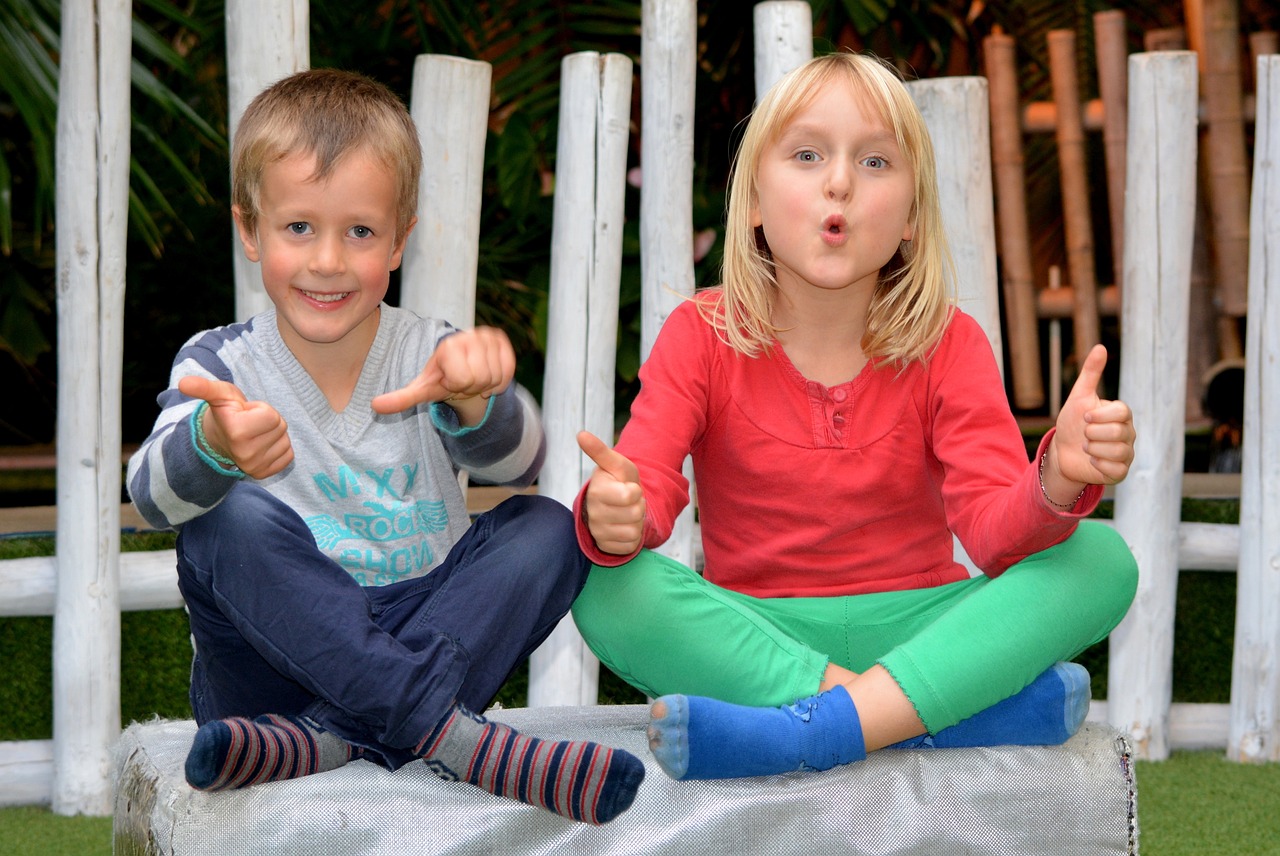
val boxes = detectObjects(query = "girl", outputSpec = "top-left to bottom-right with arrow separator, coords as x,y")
572,52 -> 1138,781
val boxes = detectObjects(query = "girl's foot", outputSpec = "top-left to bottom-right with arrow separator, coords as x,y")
647,685 -> 866,780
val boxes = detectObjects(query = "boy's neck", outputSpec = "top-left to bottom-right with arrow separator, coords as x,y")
278,308 -> 380,412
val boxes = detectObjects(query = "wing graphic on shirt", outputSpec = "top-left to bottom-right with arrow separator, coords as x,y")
305,499 -> 449,551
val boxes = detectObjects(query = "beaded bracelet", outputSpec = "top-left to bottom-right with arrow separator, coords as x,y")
191,400 -> 244,478
1039,450 -> 1084,510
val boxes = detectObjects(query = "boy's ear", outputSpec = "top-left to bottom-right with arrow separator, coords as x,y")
388,215 -> 418,271
231,205 -> 261,263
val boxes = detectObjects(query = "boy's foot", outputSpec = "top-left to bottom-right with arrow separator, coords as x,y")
887,661 -> 1092,750
185,714 -> 357,791
647,685 -> 866,781
417,704 -> 644,825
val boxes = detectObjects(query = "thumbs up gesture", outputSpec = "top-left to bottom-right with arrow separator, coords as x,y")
1044,344 -> 1136,504
178,376 -> 294,479
577,430 -> 646,556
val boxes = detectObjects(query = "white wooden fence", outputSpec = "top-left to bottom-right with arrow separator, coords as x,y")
0,0 -> 1276,816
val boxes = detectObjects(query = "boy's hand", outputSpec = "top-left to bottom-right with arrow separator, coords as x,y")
578,431 -> 645,556
372,327 -> 515,426
178,376 -> 294,479
1044,344 -> 1135,504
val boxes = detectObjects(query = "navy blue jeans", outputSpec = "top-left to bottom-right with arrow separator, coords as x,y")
175,483 -> 589,770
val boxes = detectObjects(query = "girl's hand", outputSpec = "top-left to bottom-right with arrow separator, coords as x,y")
1045,344 -> 1136,504
372,327 -> 516,426
577,431 -> 646,556
178,376 -> 294,479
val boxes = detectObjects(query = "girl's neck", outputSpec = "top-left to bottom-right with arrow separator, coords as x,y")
771,287 -> 873,387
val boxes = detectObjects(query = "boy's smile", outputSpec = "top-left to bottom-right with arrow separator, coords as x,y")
234,149 -> 413,366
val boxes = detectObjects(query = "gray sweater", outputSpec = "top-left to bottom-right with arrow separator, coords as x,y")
126,305 -> 545,586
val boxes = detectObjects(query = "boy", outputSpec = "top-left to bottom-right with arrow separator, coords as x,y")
126,68 -> 642,825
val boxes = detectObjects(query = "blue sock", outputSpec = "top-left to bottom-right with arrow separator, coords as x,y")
887,661 -> 1091,751
647,685 -> 866,780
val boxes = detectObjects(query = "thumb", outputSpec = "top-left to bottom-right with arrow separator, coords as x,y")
577,431 -> 639,485
1067,344 -> 1108,404
178,375 -> 248,409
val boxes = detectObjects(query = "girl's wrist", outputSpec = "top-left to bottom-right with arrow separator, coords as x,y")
1039,448 -> 1085,510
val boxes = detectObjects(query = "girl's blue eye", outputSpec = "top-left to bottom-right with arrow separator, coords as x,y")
796,150 -> 819,163
350,225 -> 372,239
863,156 -> 886,169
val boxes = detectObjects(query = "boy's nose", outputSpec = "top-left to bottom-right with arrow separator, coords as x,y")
308,234 -> 346,275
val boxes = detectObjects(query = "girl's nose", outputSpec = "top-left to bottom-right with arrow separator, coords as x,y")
825,162 -> 852,201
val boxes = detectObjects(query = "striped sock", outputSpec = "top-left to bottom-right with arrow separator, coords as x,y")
185,714 -> 357,791
416,704 -> 645,824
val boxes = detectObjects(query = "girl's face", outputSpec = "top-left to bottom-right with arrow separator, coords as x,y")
750,78 -> 916,302
234,149 -> 412,362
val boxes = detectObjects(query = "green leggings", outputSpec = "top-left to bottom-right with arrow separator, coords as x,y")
572,520 -> 1137,733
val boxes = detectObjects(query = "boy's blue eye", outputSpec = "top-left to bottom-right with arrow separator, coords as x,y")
287,222 -> 310,235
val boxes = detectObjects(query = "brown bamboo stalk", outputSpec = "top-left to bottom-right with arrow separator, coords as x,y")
1144,28 -> 1187,52
983,30 -> 1043,409
1188,0 -> 1251,318
1095,10 -> 1128,297
1249,31 -> 1278,60
1047,29 -> 1101,358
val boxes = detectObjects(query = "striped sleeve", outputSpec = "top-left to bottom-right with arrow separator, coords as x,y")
125,327 -> 245,530
429,384 -> 546,488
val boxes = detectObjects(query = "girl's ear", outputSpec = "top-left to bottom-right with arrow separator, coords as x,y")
901,215 -> 915,243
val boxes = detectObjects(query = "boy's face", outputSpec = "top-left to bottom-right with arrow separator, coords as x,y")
233,149 -> 413,359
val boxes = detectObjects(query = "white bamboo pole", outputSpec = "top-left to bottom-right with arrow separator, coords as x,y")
400,55 -> 491,327
753,1 -> 812,99
226,0 -> 308,321
1109,51 -> 1199,761
51,0 -> 131,816
906,77 -> 1002,366
530,52 -> 633,707
1228,54 -> 1280,764
637,0 -> 700,572
907,77 -> 1001,578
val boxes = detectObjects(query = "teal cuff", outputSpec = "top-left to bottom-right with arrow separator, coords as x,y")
190,400 -> 245,479
429,395 -> 495,436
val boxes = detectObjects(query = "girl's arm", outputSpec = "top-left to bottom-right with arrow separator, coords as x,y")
573,300 -> 714,564
928,314 -> 1103,574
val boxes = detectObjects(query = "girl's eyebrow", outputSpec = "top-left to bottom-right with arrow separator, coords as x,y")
779,120 -> 899,147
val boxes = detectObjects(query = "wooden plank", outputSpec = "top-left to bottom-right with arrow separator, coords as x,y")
1229,54 -> 1280,763
225,0 -> 308,321
530,51 -> 633,707
1109,51 -> 1200,761
400,55 -> 491,329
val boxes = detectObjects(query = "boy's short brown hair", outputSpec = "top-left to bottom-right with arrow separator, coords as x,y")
231,68 -> 422,242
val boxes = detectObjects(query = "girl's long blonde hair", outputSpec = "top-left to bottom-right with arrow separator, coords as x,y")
709,52 -> 955,366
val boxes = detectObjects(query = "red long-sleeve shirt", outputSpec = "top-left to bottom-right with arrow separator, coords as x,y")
575,293 -> 1100,598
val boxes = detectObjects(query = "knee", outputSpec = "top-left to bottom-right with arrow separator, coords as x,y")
1065,520 -> 1139,612
179,483 -> 309,559
572,552 -> 671,647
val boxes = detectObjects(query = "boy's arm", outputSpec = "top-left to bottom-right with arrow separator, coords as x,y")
429,384 -> 546,488
126,339 -> 245,531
